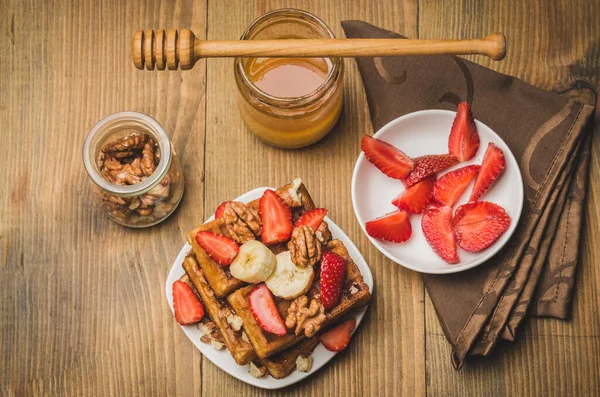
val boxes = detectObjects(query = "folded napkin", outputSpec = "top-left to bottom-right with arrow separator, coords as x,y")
341,21 -> 595,368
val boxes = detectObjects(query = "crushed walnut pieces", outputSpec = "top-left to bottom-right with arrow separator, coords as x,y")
198,319 -> 225,345
95,132 -> 178,223
223,201 -> 262,244
315,221 -> 332,245
285,295 -> 326,338
288,225 -> 322,267
249,362 -> 268,378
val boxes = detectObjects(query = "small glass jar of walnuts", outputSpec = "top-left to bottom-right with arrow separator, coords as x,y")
83,112 -> 184,227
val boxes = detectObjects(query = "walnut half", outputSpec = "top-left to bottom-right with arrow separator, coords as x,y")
223,201 -> 262,244
285,295 -> 326,338
288,225 -> 322,268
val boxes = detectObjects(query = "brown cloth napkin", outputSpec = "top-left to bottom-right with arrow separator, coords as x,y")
341,21 -> 595,368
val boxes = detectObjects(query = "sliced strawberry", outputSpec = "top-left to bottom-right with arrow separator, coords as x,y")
365,210 -> 412,243
259,189 -> 293,245
469,143 -> 506,202
448,101 -> 480,161
403,154 -> 459,187
391,176 -> 435,214
421,206 -> 459,264
195,231 -> 239,266
320,251 -> 347,310
453,201 -> 511,252
248,283 -> 287,336
320,318 -> 357,352
361,135 -> 415,180
294,208 -> 327,231
214,201 -> 231,219
432,165 -> 481,207
172,280 -> 205,325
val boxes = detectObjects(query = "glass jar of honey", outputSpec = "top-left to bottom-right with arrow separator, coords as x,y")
83,112 -> 184,228
234,9 -> 344,148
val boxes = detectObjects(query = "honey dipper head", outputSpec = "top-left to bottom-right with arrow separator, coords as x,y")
132,29 -> 197,70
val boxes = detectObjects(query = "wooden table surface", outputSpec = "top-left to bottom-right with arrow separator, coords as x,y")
1,1 -> 599,396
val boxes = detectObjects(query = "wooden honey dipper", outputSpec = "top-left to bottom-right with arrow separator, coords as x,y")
132,29 -> 506,70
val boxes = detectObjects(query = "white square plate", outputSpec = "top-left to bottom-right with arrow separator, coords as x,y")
165,187 -> 373,389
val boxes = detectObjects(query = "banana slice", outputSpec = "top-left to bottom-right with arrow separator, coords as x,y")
230,240 -> 276,283
266,251 -> 314,299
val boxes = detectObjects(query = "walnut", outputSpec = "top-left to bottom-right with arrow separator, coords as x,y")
296,355 -> 313,372
285,295 -> 326,338
101,133 -> 148,153
288,225 -> 322,267
249,362 -> 268,378
198,320 -> 225,344
226,313 -> 243,332
141,139 -> 157,176
223,201 -> 262,244
278,178 -> 303,207
315,221 -> 332,245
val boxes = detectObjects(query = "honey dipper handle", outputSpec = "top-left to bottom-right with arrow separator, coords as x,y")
133,29 -> 506,70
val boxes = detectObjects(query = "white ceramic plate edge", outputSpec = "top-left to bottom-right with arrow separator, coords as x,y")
165,187 -> 373,389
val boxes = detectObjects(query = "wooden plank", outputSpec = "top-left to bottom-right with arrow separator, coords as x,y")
203,1 -> 424,396
0,0 -> 207,395
419,1 -> 600,396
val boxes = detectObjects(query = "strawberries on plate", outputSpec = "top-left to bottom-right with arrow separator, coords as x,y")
195,231 -> 239,266
365,210 -> 412,243
448,102 -> 480,161
470,143 -> 505,202
294,208 -> 327,231
391,176 -> 435,214
453,201 -> 511,252
361,135 -> 415,180
260,189 -> 293,245
421,206 -> 459,264
432,165 -> 480,207
320,251 -> 347,310
248,283 -> 287,336
403,154 -> 459,187
214,201 -> 231,219
172,280 -> 205,325
320,317 -> 357,352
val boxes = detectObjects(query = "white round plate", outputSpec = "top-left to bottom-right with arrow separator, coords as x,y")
352,109 -> 524,274
166,187 -> 373,389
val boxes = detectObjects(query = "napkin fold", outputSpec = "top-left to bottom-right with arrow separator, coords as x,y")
341,20 -> 595,368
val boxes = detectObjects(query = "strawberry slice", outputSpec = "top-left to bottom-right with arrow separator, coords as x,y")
403,154 -> 459,187
172,280 -> 205,325
421,206 -> 459,264
320,318 -> 357,352
320,251 -> 347,310
259,189 -> 293,245
453,201 -> 511,252
361,135 -> 415,180
365,210 -> 412,243
391,176 -> 435,214
214,201 -> 231,219
469,143 -> 506,202
294,208 -> 327,231
448,102 -> 480,161
195,231 -> 239,266
248,283 -> 287,336
432,165 -> 481,207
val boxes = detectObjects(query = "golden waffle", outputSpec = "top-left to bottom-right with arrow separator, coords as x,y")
183,254 -> 257,365
258,337 -> 320,379
187,182 -> 315,298
227,239 -> 371,358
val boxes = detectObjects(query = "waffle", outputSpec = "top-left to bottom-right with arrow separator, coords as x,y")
228,239 -> 371,358
187,182 -> 315,298
183,254 -> 257,365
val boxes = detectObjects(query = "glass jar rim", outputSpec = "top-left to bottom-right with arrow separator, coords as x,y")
82,111 -> 172,196
234,8 -> 342,108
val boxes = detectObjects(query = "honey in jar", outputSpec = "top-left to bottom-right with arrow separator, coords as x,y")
234,9 -> 344,149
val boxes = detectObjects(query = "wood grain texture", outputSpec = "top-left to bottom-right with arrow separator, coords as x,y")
1,0 -> 598,396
